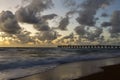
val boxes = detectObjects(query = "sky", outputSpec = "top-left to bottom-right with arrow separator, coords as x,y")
0,0 -> 120,47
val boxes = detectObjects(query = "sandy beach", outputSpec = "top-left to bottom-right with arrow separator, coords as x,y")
11,57 -> 120,80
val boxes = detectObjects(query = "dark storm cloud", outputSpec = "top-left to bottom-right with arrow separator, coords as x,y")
110,11 -> 120,34
42,14 -> 57,21
87,28 -> 103,41
33,23 -> 50,31
15,0 -> 53,24
101,22 -> 112,27
74,26 -> 103,41
95,17 -> 99,21
76,11 -> 96,26
94,28 -> 103,37
76,0 -> 113,26
0,11 -> 36,43
58,16 -> 69,30
15,0 -> 58,42
63,0 -> 81,18
36,31 -> 58,41
101,13 -> 109,17
16,30 -> 35,43
74,26 -> 86,35
0,11 -> 21,34
15,7 -> 40,24
66,10 -> 79,17
86,33 -> 95,41
27,0 -> 53,11
33,20 -> 58,41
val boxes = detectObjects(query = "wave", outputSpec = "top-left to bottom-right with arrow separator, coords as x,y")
0,48 -> 120,80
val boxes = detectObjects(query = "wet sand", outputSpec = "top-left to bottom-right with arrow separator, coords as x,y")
73,63 -> 120,80
11,57 -> 120,80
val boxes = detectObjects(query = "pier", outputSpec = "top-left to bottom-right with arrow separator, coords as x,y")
58,45 -> 120,49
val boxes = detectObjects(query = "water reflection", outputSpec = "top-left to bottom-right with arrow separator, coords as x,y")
16,57 -> 120,80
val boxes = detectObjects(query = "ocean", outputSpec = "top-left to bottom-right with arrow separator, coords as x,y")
0,48 -> 120,80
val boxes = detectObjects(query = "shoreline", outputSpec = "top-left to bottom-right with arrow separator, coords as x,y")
11,57 -> 120,80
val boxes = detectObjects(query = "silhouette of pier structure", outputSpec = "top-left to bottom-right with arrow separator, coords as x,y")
58,45 -> 120,49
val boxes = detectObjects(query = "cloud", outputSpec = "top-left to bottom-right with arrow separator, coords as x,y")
27,0 -> 53,11
74,26 -> 86,35
101,22 -> 112,27
101,13 -> 109,17
33,23 -> 50,31
86,27 -> 103,41
15,0 -> 59,42
94,27 -> 103,37
15,0 -> 53,24
110,11 -> 120,34
15,7 -> 40,24
42,14 -> 57,21
100,11 -> 120,38
36,31 -> 58,41
16,30 -> 34,43
76,11 -> 96,26
0,11 -> 21,34
76,0 -> 113,26
62,33 -> 74,40
74,26 -> 103,41
0,11 -> 36,44
58,16 -> 69,30
63,0 -> 76,8
110,33 -> 120,38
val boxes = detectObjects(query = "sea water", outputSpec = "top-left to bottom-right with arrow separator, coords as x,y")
0,48 -> 120,80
